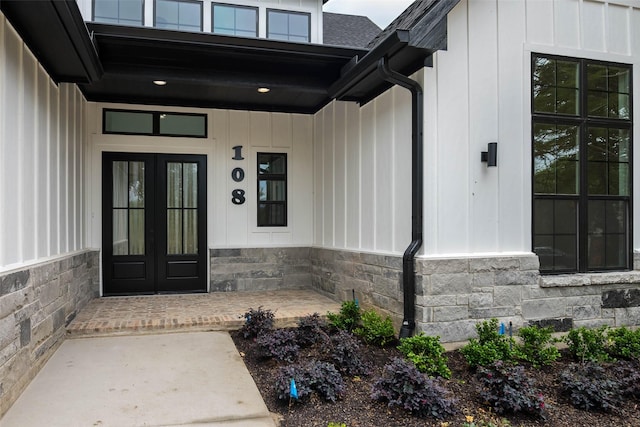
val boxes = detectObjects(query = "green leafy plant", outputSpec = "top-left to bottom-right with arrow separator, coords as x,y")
275,361 -> 345,403
515,325 -> 560,368
397,333 -> 451,378
564,326 -> 613,363
327,423 -> 347,427
607,326 -> 640,360
460,319 -> 516,368
477,361 -> 546,419
371,358 -> 455,418
327,300 -> 361,332
371,357 -> 456,419
560,362 -> 621,412
240,306 -> 275,338
256,328 -> 299,362
296,313 -> 329,348
330,330 -> 371,376
354,309 -> 395,347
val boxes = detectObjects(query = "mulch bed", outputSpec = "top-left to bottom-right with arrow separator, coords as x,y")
231,330 -> 640,427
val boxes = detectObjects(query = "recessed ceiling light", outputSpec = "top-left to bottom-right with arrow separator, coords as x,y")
153,80 -> 167,86
257,87 -> 270,93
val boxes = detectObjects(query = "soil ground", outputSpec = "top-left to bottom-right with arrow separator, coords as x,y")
231,330 -> 640,427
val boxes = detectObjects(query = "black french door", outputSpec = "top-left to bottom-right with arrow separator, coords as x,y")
102,153 -> 207,295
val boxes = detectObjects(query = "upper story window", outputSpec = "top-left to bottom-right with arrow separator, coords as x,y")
532,54 -> 633,274
212,4 -> 258,37
93,0 -> 144,26
155,0 -> 202,31
267,9 -> 310,42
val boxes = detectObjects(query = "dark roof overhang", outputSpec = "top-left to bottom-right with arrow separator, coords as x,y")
0,0 -> 103,83
329,0 -> 461,105
82,23 -> 366,113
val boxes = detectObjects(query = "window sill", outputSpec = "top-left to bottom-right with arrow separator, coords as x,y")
540,271 -> 640,288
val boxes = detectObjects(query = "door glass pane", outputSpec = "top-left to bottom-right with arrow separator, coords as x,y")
113,209 -> 128,255
167,209 -> 182,254
129,210 -> 145,255
183,163 -> 198,208
167,162 -> 183,208
129,161 -> 145,208
184,210 -> 198,254
113,161 -> 128,208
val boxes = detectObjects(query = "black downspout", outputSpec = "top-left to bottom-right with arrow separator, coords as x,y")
376,56 -> 424,339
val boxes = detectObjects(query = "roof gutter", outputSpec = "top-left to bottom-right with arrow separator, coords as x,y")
376,56 -> 423,338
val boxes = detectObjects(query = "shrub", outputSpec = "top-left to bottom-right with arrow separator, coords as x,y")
371,357 -> 456,419
327,423 -> 346,427
564,326 -> 613,363
515,325 -> 560,368
275,365 -> 313,401
305,361 -> 346,402
256,328 -> 300,362
607,326 -> 640,360
330,330 -> 371,376
354,309 -> 396,347
296,313 -> 329,347
275,361 -> 345,403
614,360 -> 640,399
397,333 -> 451,379
240,306 -> 275,338
327,301 -> 361,332
461,319 -> 516,368
477,361 -> 546,419
560,362 -> 621,412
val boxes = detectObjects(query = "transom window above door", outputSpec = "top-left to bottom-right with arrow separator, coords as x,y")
532,54 -> 633,274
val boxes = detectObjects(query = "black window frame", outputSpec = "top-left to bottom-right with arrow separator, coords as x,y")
93,0 -> 145,26
257,153 -> 288,227
154,0 -> 203,32
266,9 -> 311,43
531,53 -> 633,274
211,3 -> 258,37
103,109 -> 208,138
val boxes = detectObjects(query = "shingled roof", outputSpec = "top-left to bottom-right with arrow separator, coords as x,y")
323,12 -> 381,48
368,0 -> 444,48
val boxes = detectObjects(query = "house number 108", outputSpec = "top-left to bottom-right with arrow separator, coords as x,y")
231,145 -> 246,205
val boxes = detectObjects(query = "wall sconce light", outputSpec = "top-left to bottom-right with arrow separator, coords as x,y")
481,142 -> 497,167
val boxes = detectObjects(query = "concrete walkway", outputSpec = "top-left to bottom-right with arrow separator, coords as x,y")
0,332 -> 277,427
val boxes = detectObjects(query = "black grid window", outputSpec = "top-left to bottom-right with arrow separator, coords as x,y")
93,0 -> 144,26
532,54 -> 633,273
257,153 -> 287,227
212,4 -> 258,37
267,9 -> 310,42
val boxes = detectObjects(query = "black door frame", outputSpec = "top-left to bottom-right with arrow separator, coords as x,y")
102,152 -> 207,295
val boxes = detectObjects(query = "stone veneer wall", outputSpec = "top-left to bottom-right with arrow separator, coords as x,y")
309,248 -> 640,342
210,248 -> 311,291
309,247 -> 405,329
0,250 -> 99,417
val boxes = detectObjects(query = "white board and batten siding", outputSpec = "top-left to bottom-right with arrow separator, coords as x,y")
313,85 -> 413,256
86,105 -> 314,250
0,15 -> 87,273
421,0 -> 640,257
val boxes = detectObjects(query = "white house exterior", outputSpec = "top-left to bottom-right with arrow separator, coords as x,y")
0,0 -> 639,418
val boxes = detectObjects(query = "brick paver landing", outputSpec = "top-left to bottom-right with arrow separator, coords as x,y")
67,289 -> 341,337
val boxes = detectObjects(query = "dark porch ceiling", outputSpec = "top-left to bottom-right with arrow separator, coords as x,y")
0,0 -> 454,114
82,24 -> 366,114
